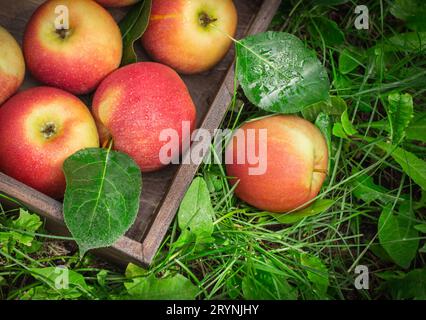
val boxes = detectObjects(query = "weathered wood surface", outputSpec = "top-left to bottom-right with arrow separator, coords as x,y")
0,0 -> 282,266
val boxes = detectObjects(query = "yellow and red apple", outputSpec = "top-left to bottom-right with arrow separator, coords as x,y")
225,115 -> 328,213
92,62 -> 197,172
95,0 -> 140,7
23,0 -> 122,95
0,26 -> 25,105
142,0 -> 238,74
0,87 -> 100,199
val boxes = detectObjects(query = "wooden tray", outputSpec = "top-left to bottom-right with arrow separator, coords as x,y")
0,0 -> 281,267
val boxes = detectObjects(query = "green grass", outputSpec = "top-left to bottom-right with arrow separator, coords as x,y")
1,0 -> 425,300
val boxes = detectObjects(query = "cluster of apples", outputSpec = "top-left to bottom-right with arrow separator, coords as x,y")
0,0 -> 328,214
0,0 -> 238,199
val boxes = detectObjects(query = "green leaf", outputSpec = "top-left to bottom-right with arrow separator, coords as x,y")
386,92 -> 414,144
302,96 -> 347,121
119,0 -> 152,65
352,173 -> 404,204
378,204 -> 419,268
414,224 -> 426,233
270,199 -> 334,224
309,17 -> 345,47
125,263 -> 147,278
242,262 -> 297,300
386,268 -> 426,299
339,47 -> 365,74
177,177 -> 214,243
125,274 -> 198,300
236,31 -> 330,113
332,122 -> 349,139
387,32 -> 426,52
7,209 -> 43,246
376,142 -> 426,190
29,267 -> 90,299
300,254 -> 329,297
63,148 -> 142,256
406,112 -> 426,142
341,109 -> 358,136
390,0 -> 426,31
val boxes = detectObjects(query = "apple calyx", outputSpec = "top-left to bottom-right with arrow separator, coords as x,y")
56,28 -> 71,40
40,122 -> 58,139
198,12 -> 217,28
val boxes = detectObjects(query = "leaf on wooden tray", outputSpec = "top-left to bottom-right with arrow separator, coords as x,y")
63,148 -> 142,256
378,204 -> 419,269
119,0 -> 152,65
386,92 -> 414,144
236,31 -> 330,114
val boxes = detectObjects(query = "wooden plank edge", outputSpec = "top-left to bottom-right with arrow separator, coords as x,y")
0,172 -> 150,267
139,0 -> 283,265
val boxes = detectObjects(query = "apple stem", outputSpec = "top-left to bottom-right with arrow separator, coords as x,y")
199,12 -> 217,28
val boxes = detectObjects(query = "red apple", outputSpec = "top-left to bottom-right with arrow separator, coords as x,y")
142,0 -> 238,74
0,87 -> 100,199
92,62 -> 197,172
23,0 -> 122,95
95,0 -> 140,7
0,26 -> 25,105
225,115 -> 328,213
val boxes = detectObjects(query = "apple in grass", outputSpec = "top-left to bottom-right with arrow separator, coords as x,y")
23,0 -> 122,95
0,87 -> 99,199
92,62 -> 197,172
142,0 -> 238,74
95,0 -> 140,7
225,115 -> 328,213
0,26 -> 25,105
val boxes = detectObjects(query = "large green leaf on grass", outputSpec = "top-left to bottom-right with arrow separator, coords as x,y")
378,204 -> 419,269
63,148 -> 142,256
177,177 -> 215,243
390,0 -> 426,31
376,142 -> 426,190
386,92 -> 414,144
119,0 -> 152,65
125,274 -> 198,300
236,31 -> 330,113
